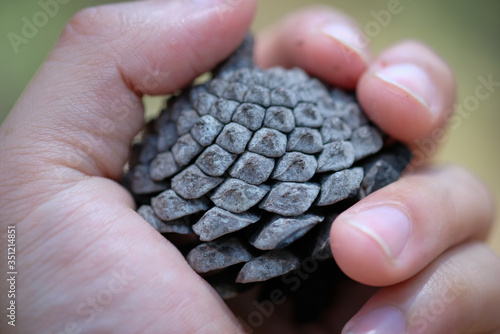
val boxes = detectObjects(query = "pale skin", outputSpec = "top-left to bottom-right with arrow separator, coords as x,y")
0,1 -> 499,333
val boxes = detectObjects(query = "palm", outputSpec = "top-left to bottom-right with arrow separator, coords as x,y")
13,177 -> 360,333
14,180 -> 236,333
17,182 -> 372,333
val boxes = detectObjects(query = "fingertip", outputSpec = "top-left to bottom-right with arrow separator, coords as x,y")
357,39 -> 455,143
331,216 -> 399,286
343,243 -> 500,334
311,21 -> 370,89
333,165 -> 495,289
256,6 -> 371,89
357,68 -> 436,142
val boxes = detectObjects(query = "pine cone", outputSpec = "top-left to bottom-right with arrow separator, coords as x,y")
127,35 -> 411,304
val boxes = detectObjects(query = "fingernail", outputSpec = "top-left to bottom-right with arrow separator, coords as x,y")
344,305 -> 406,334
374,63 -> 436,114
321,23 -> 370,63
344,206 -> 411,261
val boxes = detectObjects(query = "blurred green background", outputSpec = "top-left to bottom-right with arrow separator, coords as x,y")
1,0 -> 499,253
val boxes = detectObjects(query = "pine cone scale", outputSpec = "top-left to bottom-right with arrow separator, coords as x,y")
128,35 -> 411,295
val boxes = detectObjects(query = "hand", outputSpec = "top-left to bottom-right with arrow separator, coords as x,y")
234,6 -> 500,333
0,2 -> 497,334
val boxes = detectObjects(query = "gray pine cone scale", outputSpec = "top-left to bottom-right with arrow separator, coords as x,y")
128,35 -> 411,296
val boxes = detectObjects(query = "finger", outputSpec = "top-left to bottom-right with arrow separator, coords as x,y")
0,0 -> 256,183
357,40 -> 456,142
0,1 -> 256,333
341,242 -> 500,334
13,179 -> 245,334
255,5 -> 371,89
331,166 -> 495,286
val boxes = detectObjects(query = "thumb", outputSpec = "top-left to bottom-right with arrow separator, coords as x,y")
1,0 -> 256,186
0,1 -> 256,333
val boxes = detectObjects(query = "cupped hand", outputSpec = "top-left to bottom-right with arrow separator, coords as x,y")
245,6 -> 500,334
0,2 -> 498,334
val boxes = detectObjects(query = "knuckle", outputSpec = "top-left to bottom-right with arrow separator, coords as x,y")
430,253 -> 472,306
63,7 -> 101,39
423,165 -> 495,237
446,165 -> 478,182
448,166 -> 494,210
413,242 -> 500,332
459,168 -> 496,231
59,6 -> 115,46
